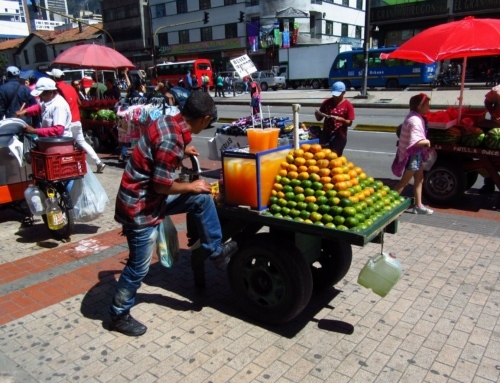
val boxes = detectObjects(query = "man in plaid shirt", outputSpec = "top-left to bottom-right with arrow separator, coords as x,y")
110,91 -> 238,336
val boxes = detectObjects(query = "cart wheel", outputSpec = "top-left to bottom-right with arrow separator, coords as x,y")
310,240 -> 352,290
466,171 -> 479,190
423,160 -> 467,204
40,187 -> 74,241
227,234 -> 313,324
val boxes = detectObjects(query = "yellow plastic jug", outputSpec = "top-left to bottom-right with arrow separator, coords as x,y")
357,252 -> 402,297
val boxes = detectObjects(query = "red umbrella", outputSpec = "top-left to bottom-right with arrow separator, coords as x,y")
52,44 -> 135,70
380,16 -> 500,122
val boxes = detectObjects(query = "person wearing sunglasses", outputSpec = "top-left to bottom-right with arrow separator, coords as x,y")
72,80 -> 87,102
392,93 -> 433,215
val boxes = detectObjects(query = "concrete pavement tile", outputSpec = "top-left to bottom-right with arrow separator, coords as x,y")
377,335 -> 403,357
399,364 -> 428,383
67,360 -> 107,381
120,354 -> 159,380
435,344 -> 463,367
447,329 -> 471,349
124,341 -> 161,364
150,340 -> 185,362
483,340 -> 500,360
226,346 -> 261,372
386,349 -> 415,373
361,350 -> 391,375
461,342 -> 486,364
153,368 -> 186,383
475,356 -> 500,382
471,377 -> 498,383
257,360 -> 291,383
296,375 -> 324,383
469,327 -> 493,348
388,320 -> 413,340
274,336 -> 301,352
229,362 -> 264,383
330,339 -> 357,361
249,331 -> 281,353
366,321 -> 392,342
335,353 -> 362,378
348,368 -> 377,383
455,313 -> 479,333
399,333 -> 426,353
412,346 -> 439,370
424,361 -> 453,383
411,319 -> 435,338
253,345 -> 286,369
200,348 -> 235,374
380,309 -> 404,327
324,371 -> 351,383
451,359 -> 479,382
357,310 -> 383,329
422,306 -> 444,324
308,355 -> 341,380
352,337 -> 380,359
283,357 -> 316,381
225,333 -> 257,355
278,343 -> 309,367
422,331 -> 448,352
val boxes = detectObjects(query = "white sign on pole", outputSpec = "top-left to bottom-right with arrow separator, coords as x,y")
230,55 -> 257,78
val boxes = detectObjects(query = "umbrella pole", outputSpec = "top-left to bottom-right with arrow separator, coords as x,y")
457,57 -> 467,124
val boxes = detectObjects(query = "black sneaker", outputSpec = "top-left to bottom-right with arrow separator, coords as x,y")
210,241 -> 238,270
109,314 -> 147,336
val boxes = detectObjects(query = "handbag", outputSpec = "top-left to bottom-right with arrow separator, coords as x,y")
156,216 -> 180,268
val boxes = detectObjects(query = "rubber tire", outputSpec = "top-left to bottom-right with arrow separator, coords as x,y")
234,83 -> 244,94
430,80 -> 439,88
386,78 -> 399,89
423,160 -> 467,204
227,234 -> 313,324
83,131 -> 94,149
311,80 -> 321,89
92,136 -> 100,152
260,82 -> 268,91
342,80 -> 351,90
40,188 -> 74,241
466,171 -> 479,190
311,240 -> 353,290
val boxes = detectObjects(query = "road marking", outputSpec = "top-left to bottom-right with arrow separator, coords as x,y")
345,148 -> 394,155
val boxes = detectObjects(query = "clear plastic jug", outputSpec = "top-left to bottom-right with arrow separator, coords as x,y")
45,189 -> 66,230
24,184 -> 46,216
357,252 -> 402,297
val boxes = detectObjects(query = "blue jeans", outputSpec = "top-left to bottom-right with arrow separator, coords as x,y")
109,192 -> 223,317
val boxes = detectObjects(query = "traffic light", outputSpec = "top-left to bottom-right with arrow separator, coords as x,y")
32,0 -> 38,12
238,11 -> 245,22
203,12 -> 209,24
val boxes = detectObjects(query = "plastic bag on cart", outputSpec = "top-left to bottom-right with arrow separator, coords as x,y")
156,216 -> 179,268
69,163 -> 109,222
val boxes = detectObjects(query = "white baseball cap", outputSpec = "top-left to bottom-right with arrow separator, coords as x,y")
31,78 -> 58,96
6,66 -> 20,76
46,68 -> 64,78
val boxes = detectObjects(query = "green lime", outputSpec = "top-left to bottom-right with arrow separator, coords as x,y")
286,200 -> 297,209
318,204 -> 330,215
382,185 -> 390,192
293,186 -> 304,194
274,213 -> 283,218
315,190 -> 326,198
364,196 -> 374,206
314,221 -> 325,226
361,209 -> 371,219
269,196 -> 278,205
325,222 -> 336,228
325,190 -> 337,198
355,213 -> 366,223
275,175 -> 282,183
281,207 -> 290,216
283,185 -> 293,194
359,201 -> 367,210
330,206 -> 343,216
304,188 -> 315,197
294,217 -> 304,222
295,193 -> 306,202
278,198 -> 288,207
317,196 -> 328,206
290,179 -> 302,187
333,215 -> 345,226
350,226 -> 362,232
301,179 -> 312,189
322,214 -> 334,224
280,177 -> 291,186
390,190 -> 400,198
359,223 -> 368,230
289,208 -> 301,218
354,185 -> 363,193
307,203 -> 319,212
311,181 -> 323,191
336,225 -> 349,231
365,219 -> 373,227
344,217 -> 359,228
328,197 -> 340,206
263,211 -> 273,216
310,212 -> 322,222
300,210 -> 311,220
347,187 -> 356,195
285,192 -> 295,201
340,198 -> 353,208
342,207 -> 357,217
269,204 -> 281,214
283,215 -> 293,220
296,201 -> 308,210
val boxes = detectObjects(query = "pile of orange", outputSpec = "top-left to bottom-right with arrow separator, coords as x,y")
268,143 -> 405,231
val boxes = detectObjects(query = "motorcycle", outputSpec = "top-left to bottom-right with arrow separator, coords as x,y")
430,72 -> 460,87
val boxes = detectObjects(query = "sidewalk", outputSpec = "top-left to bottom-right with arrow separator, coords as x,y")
1,152 -> 500,382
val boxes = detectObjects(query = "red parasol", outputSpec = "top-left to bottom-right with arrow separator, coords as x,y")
380,16 -> 500,122
51,44 -> 135,70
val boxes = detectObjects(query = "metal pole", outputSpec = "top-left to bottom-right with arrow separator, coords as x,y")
292,104 -> 301,150
360,0 -> 370,98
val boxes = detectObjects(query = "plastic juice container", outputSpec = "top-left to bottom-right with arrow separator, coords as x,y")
357,252 -> 402,297
267,128 -> 280,150
247,128 -> 270,153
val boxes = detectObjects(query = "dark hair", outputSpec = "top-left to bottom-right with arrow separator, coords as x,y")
409,93 -> 430,111
29,76 -> 37,85
181,91 -> 215,121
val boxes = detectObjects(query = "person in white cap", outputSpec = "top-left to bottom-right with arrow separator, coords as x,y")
15,77 -> 72,138
314,81 -> 355,156
47,68 -> 106,173
0,66 -> 37,123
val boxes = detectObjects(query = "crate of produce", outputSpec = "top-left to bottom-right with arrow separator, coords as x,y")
31,150 -> 87,181
462,109 -> 487,123
427,119 -> 457,130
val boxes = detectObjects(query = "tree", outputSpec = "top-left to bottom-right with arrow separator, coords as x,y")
0,55 -> 8,76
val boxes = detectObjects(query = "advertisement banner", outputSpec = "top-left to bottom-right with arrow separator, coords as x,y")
229,55 -> 258,78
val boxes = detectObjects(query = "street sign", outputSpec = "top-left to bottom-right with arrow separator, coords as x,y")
230,54 -> 257,78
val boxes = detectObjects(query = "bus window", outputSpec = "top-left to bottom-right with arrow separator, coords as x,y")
197,63 -> 210,70
368,52 -> 383,67
385,58 -> 400,67
352,53 -> 364,69
335,58 -> 347,70
403,60 -> 415,66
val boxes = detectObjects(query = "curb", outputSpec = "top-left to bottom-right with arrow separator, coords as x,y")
354,124 -> 398,132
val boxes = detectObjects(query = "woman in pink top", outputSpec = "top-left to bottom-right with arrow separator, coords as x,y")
392,93 -> 433,215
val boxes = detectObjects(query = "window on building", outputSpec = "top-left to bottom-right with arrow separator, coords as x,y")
326,20 -> 333,35
224,0 -> 236,4
103,4 -> 139,21
158,32 -> 168,47
341,23 -> 348,37
109,26 -> 142,43
155,4 -> 166,18
34,43 -> 48,62
201,26 -> 212,41
342,0 -> 349,6
250,0 -> 259,5
225,23 -> 237,39
355,26 -> 361,39
199,0 -> 211,10
176,0 -> 187,14
179,29 -> 190,44
356,0 -> 363,9
23,50 -> 29,64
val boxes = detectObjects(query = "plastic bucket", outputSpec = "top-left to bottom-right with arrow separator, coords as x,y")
36,137 -> 75,154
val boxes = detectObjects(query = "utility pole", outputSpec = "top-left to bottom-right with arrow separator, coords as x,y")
359,0 -> 370,98
22,0 -> 32,34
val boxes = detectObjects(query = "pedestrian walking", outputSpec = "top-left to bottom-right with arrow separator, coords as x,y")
202,74 -> 210,93
191,75 -> 200,91
186,70 -> 192,91
225,74 -> 232,93
215,74 -> 225,97
250,82 -> 260,115
0,66 -> 37,124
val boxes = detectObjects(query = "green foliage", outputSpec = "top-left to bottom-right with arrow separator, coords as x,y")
0,55 -> 8,76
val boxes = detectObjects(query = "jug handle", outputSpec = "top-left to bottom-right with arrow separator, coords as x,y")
372,253 -> 384,263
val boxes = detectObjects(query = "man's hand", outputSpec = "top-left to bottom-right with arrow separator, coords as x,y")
22,125 -> 37,134
184,146 -> 199,156
15,109 -> 26,118
190,179 -> 212,194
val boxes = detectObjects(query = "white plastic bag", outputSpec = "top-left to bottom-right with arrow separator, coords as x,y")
423,148 -> 438,171
156,216 -> 179,268
70,162 -> 109,222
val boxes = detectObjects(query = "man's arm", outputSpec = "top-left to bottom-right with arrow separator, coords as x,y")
154,179 -> 212,195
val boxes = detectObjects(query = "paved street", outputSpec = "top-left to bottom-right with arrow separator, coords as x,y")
0,87 -> 499,382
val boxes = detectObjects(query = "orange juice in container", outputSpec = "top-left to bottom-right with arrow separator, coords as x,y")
247,128 -> 280,153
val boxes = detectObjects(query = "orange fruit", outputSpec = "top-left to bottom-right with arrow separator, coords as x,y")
318,168 -> 331,177
356,192 -> 365,201
347,162 -> 355,170
317,159 -> 330,169
308,165 -> 320,174
330,159 -> 343,168
277,191 -> 285,199
271,189 -> 277,196
323,183 -> 334,191
349,196 -> 359,204
298,165 -> 308,173
350,177 -> 359,186
333,174 -> 344,183
288,164 -> 298,172
314,152 -> 326,160
342,165 -> 350,174
320,176 -> 332,184
303,152 -> 314,160
305,196 -> 317,203
274,183 -> 283,191
337,190 -> 351,198
298,172 -> 310,180
300,144 -> 311,152
286,155 -> 295,164
293,149 -> 304,157
305,159 -> 317,167
326,152 -> 338,160
310,144 -> 322,153
335,182 -> 347,191
279,169 -> 288,177
369,187 -> 375,194
354,167 -> 363,175
331,167 -> 343,175
380,190 -> 387,197
359,172 -> 367,180
309,173 -> 321,182
348,169 -> 358,179
363,189 -> 371,197
322,148 -> 332,154
294,157 -> 306,167
280,161 -> 289,170
287,171 -> 299,179
343,174 -> 351,181
345,181 -> 353,188
339,156 -> 347,164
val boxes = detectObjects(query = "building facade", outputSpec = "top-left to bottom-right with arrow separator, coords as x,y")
0,0 -> 29,40
370,0 -> 500,78
145,0 -> 365,72
100,0 -> 151,69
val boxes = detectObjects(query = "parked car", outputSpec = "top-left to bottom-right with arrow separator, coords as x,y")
233,70 -> 286,91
